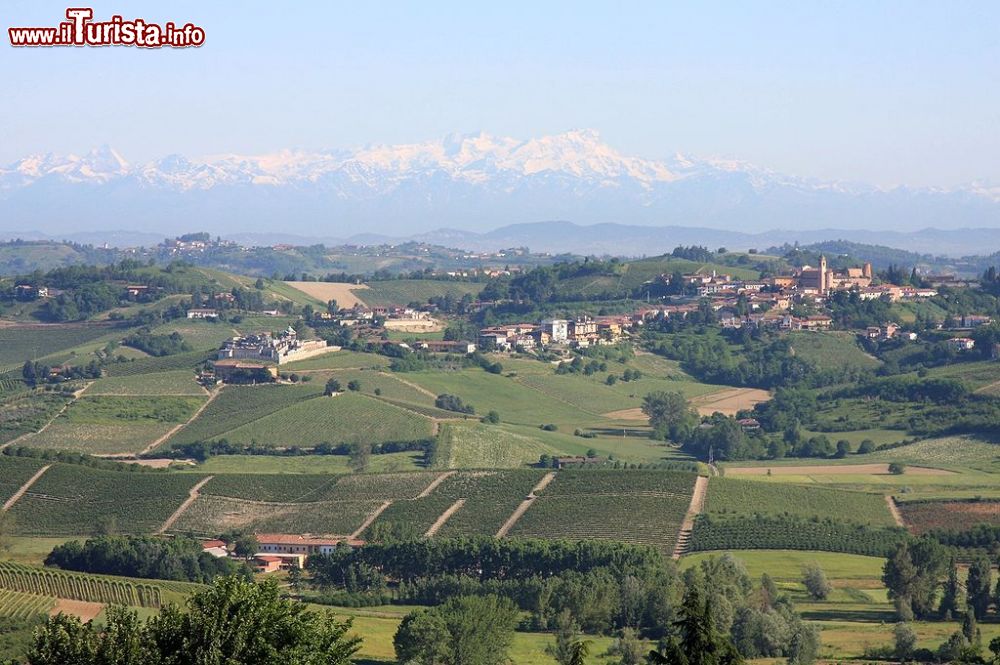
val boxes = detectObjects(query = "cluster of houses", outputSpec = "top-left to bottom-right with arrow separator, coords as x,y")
478,316 -> 631,351
201,534 -> 364,573
14,282 -> 160,302
321,304 -> 433,326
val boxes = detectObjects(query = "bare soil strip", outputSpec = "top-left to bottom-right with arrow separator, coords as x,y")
51,598 -> 104,621
726,463 -> 954,476
158,476 -> 214,534
886,495 -> 905,527
673,475 -> 708,560
351,500 -> 393,539
601,407 -> 646,421
140,387 -> 223,456
2,464 -> 51,511
495,472 -> 556,538
417,470 -> 456,498
689,387 -> 771,416
284,282 -> 370,308
425,499 -> 466,537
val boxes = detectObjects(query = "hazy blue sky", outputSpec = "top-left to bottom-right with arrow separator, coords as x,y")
2,1 -> 998,187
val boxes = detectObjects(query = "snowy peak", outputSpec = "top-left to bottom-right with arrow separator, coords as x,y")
0,131 -> 998,237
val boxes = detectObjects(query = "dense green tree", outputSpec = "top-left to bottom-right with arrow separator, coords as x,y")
883,539 -> 949,619
394,596 -> 518,665
967,554 -> 993,619
23,577 -> 359,665
642,391 -> 698,441
940,560 -> 961,619
802,564 -> 830,600
649,586 -> 743,665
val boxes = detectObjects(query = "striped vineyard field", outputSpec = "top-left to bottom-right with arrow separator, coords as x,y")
0,588 -> 56,619
0,562 -> 163,608
508,470 -> 697,551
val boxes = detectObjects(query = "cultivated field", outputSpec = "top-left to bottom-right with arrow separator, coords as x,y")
85,370 -> 207,396
360,280 -> 483,307
0,456 -> 49,504
165,384 -> 323,446
787,331 -> 881,372
8,464 -> 201,535
704,477 -> 896,527
510,470 -> 696,550
898,500 -> 1000,534
23,395 -> 205,455
202,393 -> 434,448
284,281 -> 370,308
689,387 -> 771,416
171,495 -> 384,537
436,422 -> 563,469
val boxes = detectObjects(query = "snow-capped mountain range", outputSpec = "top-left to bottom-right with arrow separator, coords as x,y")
1,130 -> 998,237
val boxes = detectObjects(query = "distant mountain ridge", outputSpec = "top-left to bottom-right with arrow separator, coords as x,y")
2,130 -> 999,237
7,221 -> 1000,260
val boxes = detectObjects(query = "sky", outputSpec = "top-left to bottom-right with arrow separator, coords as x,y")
2,0 -> 999,188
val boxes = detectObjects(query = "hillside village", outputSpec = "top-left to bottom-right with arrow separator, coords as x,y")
1,242 -> 1000,665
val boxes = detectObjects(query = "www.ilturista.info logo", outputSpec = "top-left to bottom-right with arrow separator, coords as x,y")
9,8 -> 205,48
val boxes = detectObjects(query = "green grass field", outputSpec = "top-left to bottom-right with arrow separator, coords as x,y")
436,422 -> 563,468
279,350 -> 391,371
704,477 -> 896,527
404,369 -> 603,429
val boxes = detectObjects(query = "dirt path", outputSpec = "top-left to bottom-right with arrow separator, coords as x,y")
351,500 -> 392,539
0,386 -> 87,450
2,464 -> 51,511
425,499 -> 466,537
50,598 -> 104,621
886,495 -> 905,528
974,379 -> 1000,395
157,476 -> 214,534
673,475 -> 709,560
495,472 -> 556,538
140,387 -> 222,456
417,470 -> 455,498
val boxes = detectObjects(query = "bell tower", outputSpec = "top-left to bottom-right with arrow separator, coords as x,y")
819,255 -> 828,293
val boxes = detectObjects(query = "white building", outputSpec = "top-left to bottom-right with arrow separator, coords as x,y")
541,319 -> 569,343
